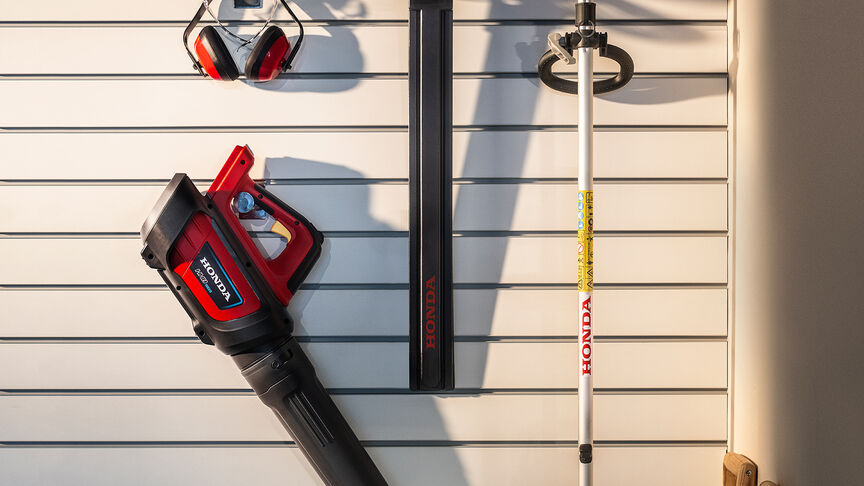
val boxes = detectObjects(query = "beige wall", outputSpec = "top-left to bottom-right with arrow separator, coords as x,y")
732,1 -> 864,484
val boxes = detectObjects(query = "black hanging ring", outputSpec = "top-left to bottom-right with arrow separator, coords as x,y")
538,44 -> 634,95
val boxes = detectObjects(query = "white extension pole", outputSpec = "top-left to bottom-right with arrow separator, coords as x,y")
540,3 -> 632,481
576,2 -> 595,484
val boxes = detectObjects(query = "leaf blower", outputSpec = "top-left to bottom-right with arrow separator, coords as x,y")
140,145 -> 388,486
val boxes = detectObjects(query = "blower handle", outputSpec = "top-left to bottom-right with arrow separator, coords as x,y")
538,43 -> 634,95
234,338 -> 389,486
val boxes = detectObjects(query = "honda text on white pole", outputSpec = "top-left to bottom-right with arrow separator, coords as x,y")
538,2 -> 634,484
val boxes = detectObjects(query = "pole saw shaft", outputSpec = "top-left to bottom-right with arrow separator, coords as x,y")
537,3 -> 634,485
577,29 -> 595,486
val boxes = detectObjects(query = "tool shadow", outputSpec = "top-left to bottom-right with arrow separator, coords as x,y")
215,0 -> 366,91
262,154 -> 473,485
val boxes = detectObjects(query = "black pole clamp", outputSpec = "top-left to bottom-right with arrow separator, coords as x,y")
576,2 -> 597,40
579,443 -> 593,464
538,2 -> 634,95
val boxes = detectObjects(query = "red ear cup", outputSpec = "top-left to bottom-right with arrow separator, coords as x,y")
245,25 -> 291,82
194,26 -> 240,81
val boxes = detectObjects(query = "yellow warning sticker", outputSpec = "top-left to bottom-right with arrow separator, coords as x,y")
577,190 -> 594,293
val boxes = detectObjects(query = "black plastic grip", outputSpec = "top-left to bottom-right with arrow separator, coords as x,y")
235,339 -> 388,486
538,44 -> 634,95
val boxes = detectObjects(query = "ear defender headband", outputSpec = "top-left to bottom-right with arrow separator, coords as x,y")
183,0 -> 304,82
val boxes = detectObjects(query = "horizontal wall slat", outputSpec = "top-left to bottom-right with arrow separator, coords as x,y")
0,183 -> 727,232
453,236 -> 728,284
459,0 -> 728,21
453,183 -> 727,232
456,77 -> 727,127
461,24 -> 726,74
0,24 -> 725,74
0,341 -> 727,390
0,288 -> 728,338
0,394 -> 727,441
0,446 -> 726,486
0,131 -> 728,181
2,0 -> 727,21
0,78 -> 727,127
0,236 -> 728,285
0,184 -> 410,233
463,341 -> 726,389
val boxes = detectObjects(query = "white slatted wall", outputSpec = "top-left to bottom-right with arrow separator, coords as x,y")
0,1 -> 729,484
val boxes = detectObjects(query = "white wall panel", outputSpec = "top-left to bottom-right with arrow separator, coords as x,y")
0,78 -> 726,128
0,130 -> 727,181
458,24 -> 727,74
3,0 -> 727,21
0,236 -> 727,285
0,446 -> 727,486
0,79 -> 409,128
453,0 -> 727,21
453,236 -> 728,285
0,288 -> 728,338
0,341 -> 726,390
0,394 -> 727,441
453,183 -> 727,231
0,182 -> 727,232
3,0 -> 406,21
0,24 -> 725,74
459,341 -> 727,389
459,77 -> 727,127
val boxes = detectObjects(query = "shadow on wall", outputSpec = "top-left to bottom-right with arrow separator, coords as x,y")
604,78 -> 712,104
261,155 -> 472,485
454,0 -> 710,393
260,155 -> 391,321
555,0 -> 712,42
732,0 -> 864,484
603,0 -> 711,33
212,0 -> 365,91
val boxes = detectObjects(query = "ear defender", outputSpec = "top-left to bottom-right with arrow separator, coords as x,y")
245,25 -> 291,82
183,1 -> 303,81
194,26 -> 241,81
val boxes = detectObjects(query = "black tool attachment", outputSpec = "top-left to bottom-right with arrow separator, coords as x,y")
409,0 -> 455,392
538,2 -> 634,95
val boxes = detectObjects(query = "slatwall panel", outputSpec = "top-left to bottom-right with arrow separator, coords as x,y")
0,1 -> 729,485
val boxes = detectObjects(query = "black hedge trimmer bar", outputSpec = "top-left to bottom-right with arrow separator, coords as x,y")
408,0 -> 455,392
